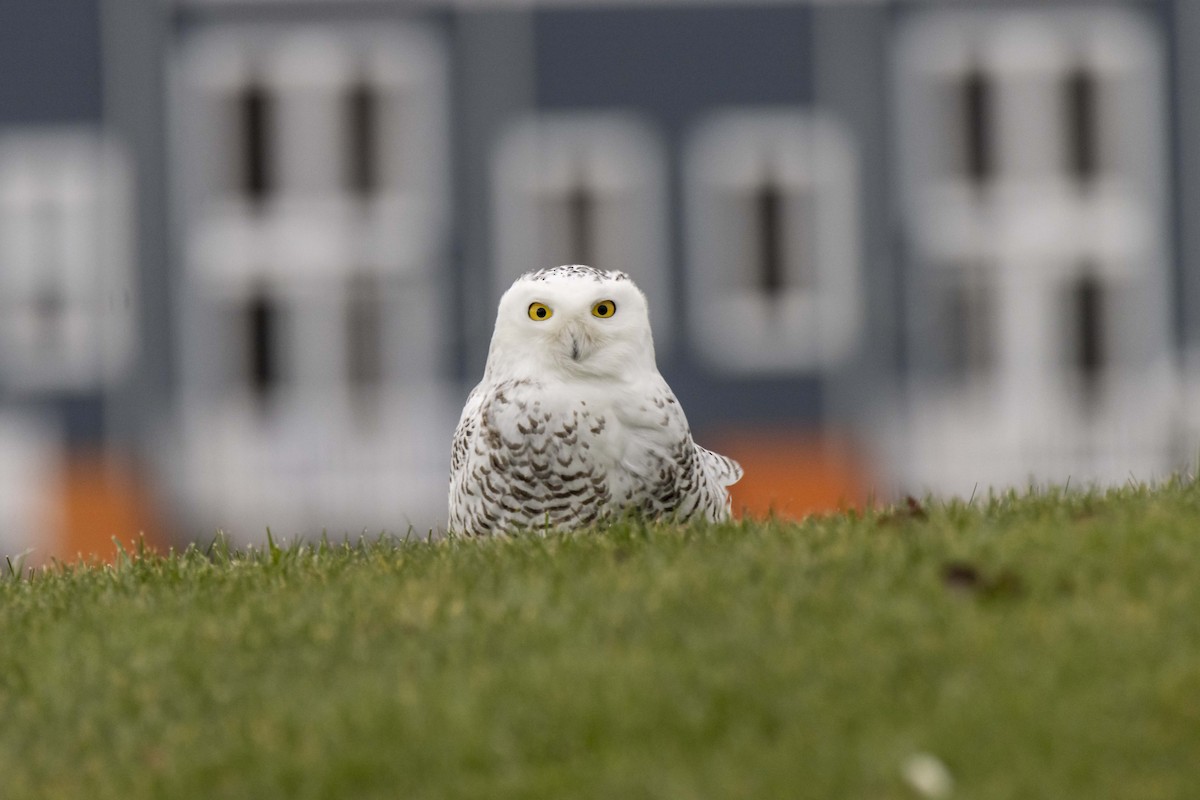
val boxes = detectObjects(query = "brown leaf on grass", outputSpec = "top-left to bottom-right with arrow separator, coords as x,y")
942,560 -> 1024,599
941,560 -> 981,589
877,495 -> 929,527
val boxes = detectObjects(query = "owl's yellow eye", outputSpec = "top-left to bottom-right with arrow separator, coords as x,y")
591,300 -> 617,318
528,302 -> 553,321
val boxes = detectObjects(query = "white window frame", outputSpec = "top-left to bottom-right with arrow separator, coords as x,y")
172,23 -> 449,278
895,9 -> 1166,275
0,130 -> 135,392
684,110 -> 862,373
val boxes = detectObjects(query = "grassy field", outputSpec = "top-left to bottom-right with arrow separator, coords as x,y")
2,481 -> 1200,799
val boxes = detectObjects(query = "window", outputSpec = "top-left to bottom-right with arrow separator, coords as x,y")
959,66 -> 994,186
344,80 -> 379,199
177,24 -> 448,240
750,171 -> 819,298
685,111 -> 861,373
345,272 -> 382,393
0,130 -> 134,391
1063,66 -> 1100,185
897,9 -> 1167,398
241,284 -> 284,408
945,272 -> 996,382
1067,269 -> 1106,406
237,80 -> 273,203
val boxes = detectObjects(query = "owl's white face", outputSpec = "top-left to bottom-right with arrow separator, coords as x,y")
486,265 -> 657,381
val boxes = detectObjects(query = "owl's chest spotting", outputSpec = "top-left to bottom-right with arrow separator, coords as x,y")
481,382 -> 621,472
474,379 -> 669,521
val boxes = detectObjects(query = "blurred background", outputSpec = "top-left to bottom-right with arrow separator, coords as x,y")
0,0 -> 1197,559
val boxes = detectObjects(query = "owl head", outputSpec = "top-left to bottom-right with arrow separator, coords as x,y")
485,265 -> 657,381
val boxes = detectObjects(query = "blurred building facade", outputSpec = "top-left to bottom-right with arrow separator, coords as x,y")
0,0 -> 1196,554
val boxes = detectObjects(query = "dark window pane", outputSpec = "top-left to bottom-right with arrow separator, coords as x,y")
962,67 -> 993,184
245,287 -> 279,402
945,275 -> 994,379
238,82 -> 272,202
346,81 -> 377,197
346,273 -> 382,390
1064,67 -> 1099,183
1072,271 -> 1104,400
753,175 -> 785,297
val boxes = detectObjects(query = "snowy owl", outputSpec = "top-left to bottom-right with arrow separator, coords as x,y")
448,264 -> 743,536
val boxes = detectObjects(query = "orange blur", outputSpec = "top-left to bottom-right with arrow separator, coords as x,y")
710,428 -> 871,521
44,452 -> 166,565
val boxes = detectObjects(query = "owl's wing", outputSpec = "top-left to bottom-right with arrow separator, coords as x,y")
697,446 -> 743,487
636,381 -> 742,486
448,382 -> 491,527
622,378 -> 743,521
450,383 -> 484,476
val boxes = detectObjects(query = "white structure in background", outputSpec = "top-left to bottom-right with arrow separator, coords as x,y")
0,130 -> 135,557
894,8 -> 1176,495
492,114 -> 671,348
171,25 -> 453,541
0,131 -> 135,392
685,111 -> 861,373
0,413 -> 58,560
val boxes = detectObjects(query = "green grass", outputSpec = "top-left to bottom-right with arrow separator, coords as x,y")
3,481 -> 1200,799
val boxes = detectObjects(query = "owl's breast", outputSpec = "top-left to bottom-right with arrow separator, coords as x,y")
452,375 -> 696,534
466,379 -> 621,530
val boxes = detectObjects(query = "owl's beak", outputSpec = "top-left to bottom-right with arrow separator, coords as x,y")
562,323 -> 587,362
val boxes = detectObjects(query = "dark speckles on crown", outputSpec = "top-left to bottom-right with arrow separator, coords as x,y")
520,265 -> 631,283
